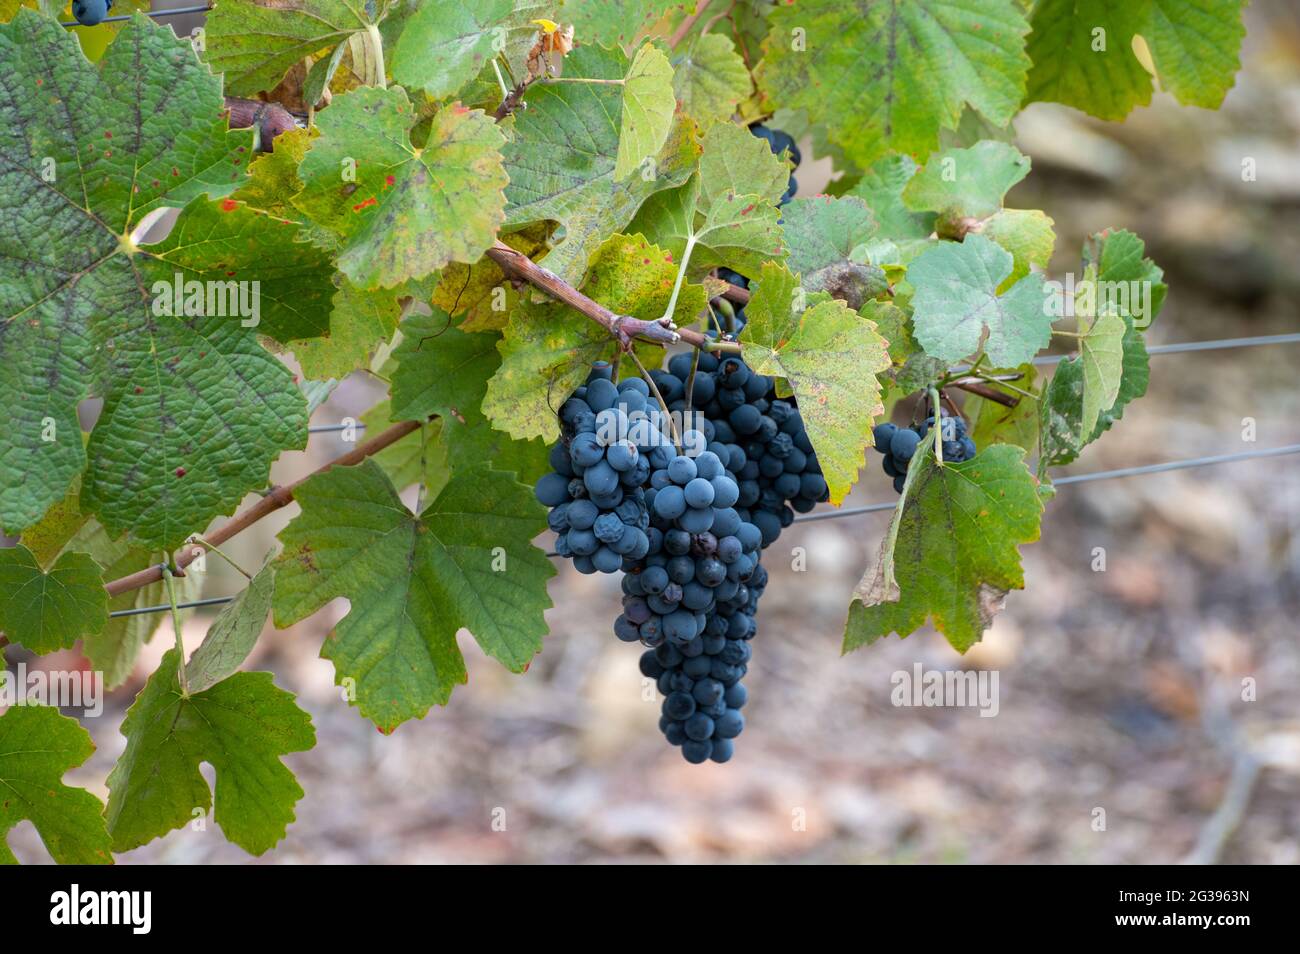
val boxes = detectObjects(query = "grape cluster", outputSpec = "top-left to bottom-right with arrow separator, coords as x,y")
72,0 -> 113,27
537,363 -> 771,763
653,352 -> 830,548
872,414 -> 978,493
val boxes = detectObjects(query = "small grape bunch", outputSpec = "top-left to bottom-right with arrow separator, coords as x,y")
872,413 -> 978,493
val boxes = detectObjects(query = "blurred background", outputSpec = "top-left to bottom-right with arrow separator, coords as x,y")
7,0 -> 1300,864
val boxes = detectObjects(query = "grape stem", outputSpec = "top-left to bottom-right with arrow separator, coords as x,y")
668,0 -> 715,47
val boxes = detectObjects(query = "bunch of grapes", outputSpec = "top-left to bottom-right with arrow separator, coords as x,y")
537,363 -> 770,763
72,0 -> 114,26
872,413 -> 978,493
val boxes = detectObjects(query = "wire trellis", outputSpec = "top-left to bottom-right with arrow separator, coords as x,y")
114,442 -> 1300,618
60,4 -> 212,27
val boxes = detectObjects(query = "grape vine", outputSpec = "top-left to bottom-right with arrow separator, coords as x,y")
0,0 -> 1248,859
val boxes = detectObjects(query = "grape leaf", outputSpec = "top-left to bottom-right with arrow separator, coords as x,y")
845,154 -> 934,241
204,0 -> 378,97
272,460 -> 554,731
484,233 -> 708,441
563,0 -> 681,47
671,33 -> 752,126
0,706 -> 112,865
844,443 -> 1043,653
627,123 -> 786,278
0,544 -> 106,655
293,87 -> 507,289
106,650 -> 315,855
616,44 -> 677,181
781,195 -> 887,310
390,0 -> 514,99
902,140 -> 1031,222
433,224 -> 552,332
1078,304 -> 1127,437
740,263 -> 892,503
1025,0 -> 1246,120
1083,227 -> 1167,329
186,564 -> 276,694
907,234 -> 1051,366
757,0 -> 1031,167
290,275 -> 401,380
0,13 -> 309,546
502,44 -> 701,287
391,311 -> 549,480
980,208 -> 1056,287
698,120 -> 790,212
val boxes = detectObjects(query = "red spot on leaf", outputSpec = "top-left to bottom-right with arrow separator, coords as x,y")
104,131 -> 112,139
352,196 -> 378,212
226,271 -> 236,277
171,167 -> 180,176
385,174 -> 395,187
740,203 -> 755,216
134,386 -> 143,394
175,467 -> 187,478
220,199 -> 238,212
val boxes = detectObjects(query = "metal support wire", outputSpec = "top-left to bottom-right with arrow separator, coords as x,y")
61,5 -> 212,27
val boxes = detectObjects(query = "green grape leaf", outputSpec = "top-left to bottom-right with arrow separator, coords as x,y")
563,0 -> 680,47
106,650 -> 315,855
907,234 -> 1051,366
740,263 -> 892,503
0,545 -> 106,655
502,45 -> 701,287
757,0 -> 1031,167
1083,227 -> 1167,329
966,363 -> 1039,450
616,43 -> 677,181
390,0 -> 514,99
293,88 -> 507,289
844,443 -> 1043,653
273,460 -> 553,730
484,233 -> 707,441
391,311 -> 548,479
902,140 -> 1031,222
204,0 -> 377,97
1025,0 -> 1246,120
0,706 -> 112,865
186,564 -> 276,695
845,154 -> 934,241
1078,307 -> 1127,437
671,33 -> 752,126
781,195 -> 886,309
980,208 -> 1056,287
1040,316 -> 1150,475
290,276 -> 402,380
0,13 -> 308,546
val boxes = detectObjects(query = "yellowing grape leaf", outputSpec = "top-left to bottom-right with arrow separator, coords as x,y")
671,33 -> 751,126
844,444 -> 1043,653
740,263 -> 892,503
273,460 -> 554,731
204,0 -> 378,96
615,43 -> 677,181
293,87 -> 507,289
